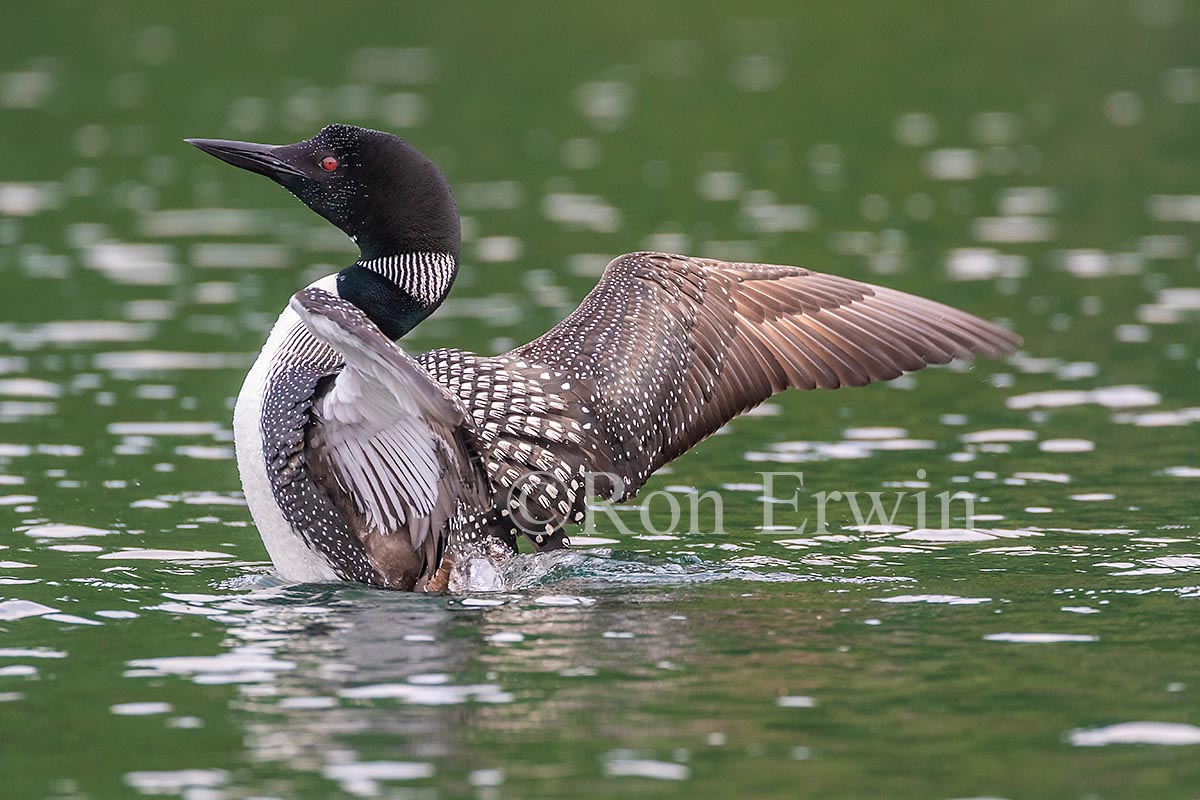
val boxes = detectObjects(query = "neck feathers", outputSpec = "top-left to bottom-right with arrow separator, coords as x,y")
338,251 -> 458,340
355,252 -> 457,308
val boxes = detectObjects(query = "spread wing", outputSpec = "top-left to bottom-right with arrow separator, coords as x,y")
425,252 -> 1020,542
513,252 -> 1019,479
292,287 -> 493,587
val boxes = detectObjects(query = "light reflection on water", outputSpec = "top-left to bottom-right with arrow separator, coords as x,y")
2,1 -> 1200,797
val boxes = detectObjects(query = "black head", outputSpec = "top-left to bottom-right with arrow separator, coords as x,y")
186,124 -> 460,262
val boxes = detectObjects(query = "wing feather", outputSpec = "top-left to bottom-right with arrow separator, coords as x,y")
291,288 -> 494,585
424,252 -> 1020,542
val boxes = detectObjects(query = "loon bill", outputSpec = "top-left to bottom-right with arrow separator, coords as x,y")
188,124 -> 1021,591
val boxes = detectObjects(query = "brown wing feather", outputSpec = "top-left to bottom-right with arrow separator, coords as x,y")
509,252 -> 1018,483
423,251 -> 1020,543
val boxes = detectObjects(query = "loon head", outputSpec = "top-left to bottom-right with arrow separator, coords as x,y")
187,124 -> 459,338
187,124 -> 459,261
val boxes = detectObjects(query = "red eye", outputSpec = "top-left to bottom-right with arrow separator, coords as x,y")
320,156 -> 338,172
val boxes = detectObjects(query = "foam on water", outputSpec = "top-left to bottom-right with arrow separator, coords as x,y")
96,549 -> 232,561
127,650 -> 296,683
339,682 -> 513,704
604,758 -> 690,781
0,665 -> 38,677
984,633 -> 1098,643
111,701 -> 173,715
108,421 -> 223,437
876,594 -> 992,605
1007,386 -> 1161,410
896,529 -> 997,542
1040,439 -> 1095,453
1161,466 -> 1200,478
0,600 -> 59,620
323,761 -> 435,794
0,648 -> 66,658
1069,722 -> 1200,747
124,770 -> 228,794
94,351 -> 250,372
24,524 -> 113,539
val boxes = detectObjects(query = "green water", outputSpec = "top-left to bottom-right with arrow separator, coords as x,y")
2,2 -> 1200,797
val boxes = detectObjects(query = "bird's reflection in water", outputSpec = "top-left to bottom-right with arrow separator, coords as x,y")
211,574 -> 703,790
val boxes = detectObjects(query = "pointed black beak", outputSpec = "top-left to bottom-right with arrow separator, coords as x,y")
185,137 -> 311,182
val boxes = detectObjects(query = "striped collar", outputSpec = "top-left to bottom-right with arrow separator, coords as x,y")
354,252 -> 457,307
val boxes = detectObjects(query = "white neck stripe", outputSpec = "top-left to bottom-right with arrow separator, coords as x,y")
356,252 -> 456,306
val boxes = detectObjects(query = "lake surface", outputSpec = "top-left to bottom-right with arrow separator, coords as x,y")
2,2 -> 1200,797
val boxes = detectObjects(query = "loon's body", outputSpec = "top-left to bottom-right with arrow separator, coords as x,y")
189,124 -> 1021,591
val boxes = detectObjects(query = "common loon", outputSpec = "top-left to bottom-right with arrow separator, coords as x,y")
187,124 -> 1021,591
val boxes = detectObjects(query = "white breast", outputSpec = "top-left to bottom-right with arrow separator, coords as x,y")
233,279 -> 342,583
